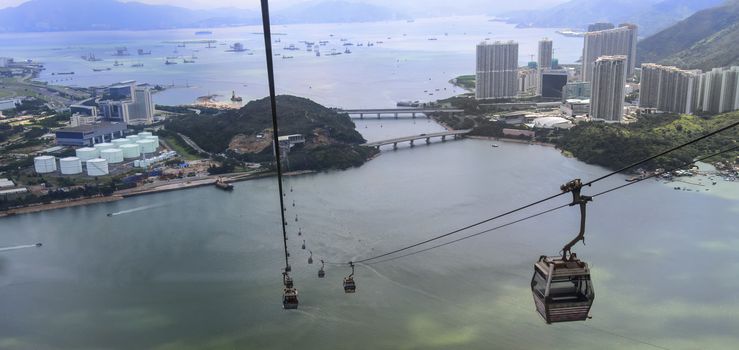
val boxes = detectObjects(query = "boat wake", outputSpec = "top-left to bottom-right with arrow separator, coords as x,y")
107,203 -> 166,217
0,243 -> 42,252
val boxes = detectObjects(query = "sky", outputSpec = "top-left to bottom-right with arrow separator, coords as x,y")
0,0 -> 569,13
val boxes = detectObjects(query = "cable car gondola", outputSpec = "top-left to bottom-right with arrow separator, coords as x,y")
318,260 -> 326,278
531,179 -> 595,324
283,288 -> 299,309
343,262 -> 356,293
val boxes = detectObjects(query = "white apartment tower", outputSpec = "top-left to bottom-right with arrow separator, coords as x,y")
476,41 -> 519,99
639,63 -> 700,114
538,39 -> 553,70
590,56 -> 627,122
582,24 -> 638,82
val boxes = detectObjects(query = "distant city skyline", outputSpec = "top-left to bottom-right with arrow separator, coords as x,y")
0,0 -> 569,14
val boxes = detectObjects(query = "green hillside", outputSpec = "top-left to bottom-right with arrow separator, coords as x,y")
637,1 -> 739,70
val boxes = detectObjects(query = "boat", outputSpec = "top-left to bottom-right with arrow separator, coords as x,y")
106,213 -> 113,217
428,38 -> 438,41
344,48 -> 352,54
215,178 -> 233,191
166,56 -> 179,59
92,67 -> 112,72
113,60 -> 123,66
231,91 -> 243,102
131,63 -> 144,67
52,72 -> 75,75
282,55 -> 294,59
137,49 -> 151,55
183,59 -> 195,63
165,60 -> 177,65
195,30 -> 213,35
492,144 -> 499,148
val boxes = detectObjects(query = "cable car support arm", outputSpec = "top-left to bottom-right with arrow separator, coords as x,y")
561,179 -> 592,259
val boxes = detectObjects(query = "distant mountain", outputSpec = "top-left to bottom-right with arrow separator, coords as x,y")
637,1 -> 739,70
0,0 -> 403,32
273,1 -> 406,24
502,0 -> 725,37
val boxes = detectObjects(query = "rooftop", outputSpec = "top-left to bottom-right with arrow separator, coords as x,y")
56,122 -> 127,133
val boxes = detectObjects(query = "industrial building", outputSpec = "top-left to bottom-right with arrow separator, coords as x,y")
98,81 -> 154,125
562,82 -> 591,102
561,99 -> 591,117
582,24 -> 638,82
475,41 -> 519,99
55,122 -> 127,146
539,69 -> 568,99
590,56 -> 627,122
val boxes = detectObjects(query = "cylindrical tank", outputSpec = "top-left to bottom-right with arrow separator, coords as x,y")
120,144 -> 141,158
100,148 -> 124,164
112,139 -> 130,148
94,142 -> 115,152
59,157 -> 82,175
137,131 -> 153,138
144,135 -> 159,145
125,135 -> 140,143
76,147 -> 99,161
86,158 -> 109,176
136,139 -> 157,154
34,155 -> 57,173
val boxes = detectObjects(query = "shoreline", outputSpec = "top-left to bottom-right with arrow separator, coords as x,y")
0,169 -> 321,218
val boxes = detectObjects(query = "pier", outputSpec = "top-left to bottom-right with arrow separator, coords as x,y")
362,129 -> 472,149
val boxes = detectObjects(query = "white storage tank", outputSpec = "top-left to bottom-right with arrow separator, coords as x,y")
86,158 -> 109,176
34,155 -> 57,173
112,139 -> 130,148
76,147 -> 99,161
94,142 -> 115,152
125,135 -> 140,143
137,131 -> 153,138
120,144 -> 141,158
136,139 -> 157,154
59,157 -> 82,175
144,135 -> 159,145
100,148 -> 124,164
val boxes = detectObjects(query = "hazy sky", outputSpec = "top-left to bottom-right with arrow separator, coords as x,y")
0,0 -> 569,13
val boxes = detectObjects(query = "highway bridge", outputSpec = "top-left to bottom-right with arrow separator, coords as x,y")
337,108 -> 464,119
362,129 -> 472,149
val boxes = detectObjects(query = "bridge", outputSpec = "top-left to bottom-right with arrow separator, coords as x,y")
362,129 -> 472,149
337,108 -> 464,119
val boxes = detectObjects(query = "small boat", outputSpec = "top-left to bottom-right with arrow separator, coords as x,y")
215,178 -> 233,191
131,63 -> 144,67
183,59 -> 195,63
113,60 -> 123,66
491,144 -> 499,148
230,91 -> 243,102
107,213 -> 113,217
137,49 -> 151,55
165,60 -> 177,65
195,31 -> 213,35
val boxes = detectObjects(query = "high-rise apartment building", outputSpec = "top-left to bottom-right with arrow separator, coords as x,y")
639,63 -> 701,114
582,25 -> 638,82
588,22 -> 615,32
475,41 -> 519,99
590,56 -> 627,122
98,80 -> 154,125
538,39 -> 552,70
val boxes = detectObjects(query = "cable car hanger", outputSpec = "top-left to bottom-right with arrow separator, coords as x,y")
559,179 -> 592,260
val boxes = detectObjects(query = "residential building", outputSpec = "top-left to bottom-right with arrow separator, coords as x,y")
588,23 -> 615,32
518,68 -> 538,96
590,56 -> 627,122
582,25 -> 638,82
538,39 -> 553,70
639,63 -> 701,114
475,41 -> 519,99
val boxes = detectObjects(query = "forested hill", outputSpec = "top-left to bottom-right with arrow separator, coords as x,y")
165,95 -> 377,171
554,113 -> 739,171
636,1 -> 739,70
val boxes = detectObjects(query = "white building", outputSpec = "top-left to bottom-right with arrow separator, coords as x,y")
582,24 -> 638,82
590,56 -> 627,122
476,41 -> 519,99
98,81 -> 154,125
